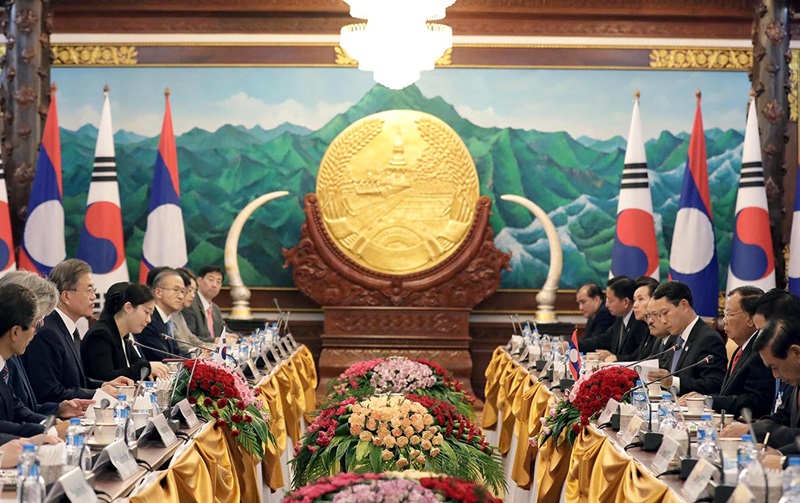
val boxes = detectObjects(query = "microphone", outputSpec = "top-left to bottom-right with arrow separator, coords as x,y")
99,398 -> 110,410
131,340 -> 189,360
172,348 -> 201,405
160,333 -> 214,352
625,343 -> 681,368
642,355 -> 714,389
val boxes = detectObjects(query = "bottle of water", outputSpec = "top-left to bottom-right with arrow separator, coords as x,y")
17,457 -> 45,503
657,393 -> 679,433
64,418 -> 91,472
631,380 -> 649,426
779,457 -> 800,503
114,394 -> 136,445
16,443 -> 36,482
143,381 -> 158,417
696,413 -> 722,480
737,434 -> 759,473
551,337 -> 562,363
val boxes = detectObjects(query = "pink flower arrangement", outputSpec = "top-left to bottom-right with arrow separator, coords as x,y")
369,359 -> 437,394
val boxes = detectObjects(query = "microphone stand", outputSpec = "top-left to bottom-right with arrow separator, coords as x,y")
123,367 -> 152,448
131,341 -> 189,360
624,343 -> 681,368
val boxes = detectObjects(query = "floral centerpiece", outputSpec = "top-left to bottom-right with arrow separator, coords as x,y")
171,359 -> 272,459
291,394 -> 503,493
326,357 -> 475,416
538,365 -> 639,447
283,472 -> 502,503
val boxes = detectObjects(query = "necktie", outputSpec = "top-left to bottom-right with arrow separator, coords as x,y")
206,305 -> 215,338
72,328 -> 82,364
167,319 -> 175,338
669,338 -> 684,373
729,347 -> 743,374
0,364 -> 9,384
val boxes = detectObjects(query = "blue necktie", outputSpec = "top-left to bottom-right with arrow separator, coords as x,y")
167,319 -> 175,338
669,338 -> 684,373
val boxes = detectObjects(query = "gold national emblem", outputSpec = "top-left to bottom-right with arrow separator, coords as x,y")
316,110 -> 479,275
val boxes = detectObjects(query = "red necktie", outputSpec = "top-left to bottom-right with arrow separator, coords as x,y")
730,347 -> 743,373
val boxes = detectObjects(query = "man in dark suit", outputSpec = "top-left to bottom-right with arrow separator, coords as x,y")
22,259 -> 131,404
576,282 -> 614,341
136,269 -> 188,361
0,284 -> 56,440
578,276 -> 647,357
680,286 -> 773,418
604,276 -> 661,362
182,265 -> 225,343
647,281 -> 728,395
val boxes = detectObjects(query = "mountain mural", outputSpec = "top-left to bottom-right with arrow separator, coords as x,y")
59,84 -> 744,290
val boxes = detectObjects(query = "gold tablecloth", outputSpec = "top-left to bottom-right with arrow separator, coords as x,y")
131,345 -> 318,500
130,423 -> 261,503
483,348 -> 682,503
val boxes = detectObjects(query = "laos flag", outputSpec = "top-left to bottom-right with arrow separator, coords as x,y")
139,89 -> 187,283
727,96 -> 775,292
668,92 -> 718,317
790,161 -> 800,293
19,85 -> 65,276
0,152 -> 16,277
77,86 -> 129,306
610,92 -> 660,280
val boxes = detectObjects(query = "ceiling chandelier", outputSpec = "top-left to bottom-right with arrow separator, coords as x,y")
340,0 -> 455,90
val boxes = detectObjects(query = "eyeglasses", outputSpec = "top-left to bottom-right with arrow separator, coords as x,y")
68,286 -> 97,297
722,311 -> 745,319
160,286 -> 187,296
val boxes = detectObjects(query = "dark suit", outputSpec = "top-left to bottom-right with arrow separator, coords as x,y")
21,312 -> 101,403
6,357 -> 57,417
657,318 -> 727,395
0,371 -> 46,439
181,295 -> 223,343
611,319 -> 652,362
583,305 -> 614,341
82,318 -> 152,382
709,336 -> 774,418
753,386 -> 800,454
135,309 -> 183,361
579,313 -> 645,356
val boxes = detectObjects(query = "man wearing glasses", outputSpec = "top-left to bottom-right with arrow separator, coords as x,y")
22,259 -> 132,404
135,269 -> 189,361
679,286 -> 773,418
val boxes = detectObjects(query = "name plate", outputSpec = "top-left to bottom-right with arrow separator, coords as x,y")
60,467 -> 98,503
103,439 -> 139,480
246,360 -> 262,381
151,414 -> 178,446
172,398 -> 199,428
728,483 -> 757,503
285,333 -> 298,349
618,415 -> 644,446
682,458 -> 715,502
651,434 -> 679,474
597,398 -> 619,426
540,361 -> 553,376
259,351 -> 275,373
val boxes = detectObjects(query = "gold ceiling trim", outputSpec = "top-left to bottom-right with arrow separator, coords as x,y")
334,46 -> 453,67
648,47 -> 752,70
52,45 -> 139,66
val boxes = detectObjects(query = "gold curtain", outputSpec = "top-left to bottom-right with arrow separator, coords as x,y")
564,427 -> 606,502
482,348 -> 508,429
534,395 -> 573,503
509,375 -> 539,488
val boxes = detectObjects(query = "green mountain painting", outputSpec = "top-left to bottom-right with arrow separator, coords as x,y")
58,83 -> 744,290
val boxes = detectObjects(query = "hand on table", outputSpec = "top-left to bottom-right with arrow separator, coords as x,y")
150,362 -> 170,380
647,369 -> 672,388
106,376 -> 134,387
100,383 -> 118,398
23,434 -> 62,446
720,423 -> 750,438
57,398 -> 94,419
597,350 -> 615,362
677,391 -> 703,407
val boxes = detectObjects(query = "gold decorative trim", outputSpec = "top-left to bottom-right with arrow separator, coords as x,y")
335,45 -> 452,67
334,45 -> 356,66
791,49 -> 799,122
52,45 -> 138,66
649,48 -> 752,70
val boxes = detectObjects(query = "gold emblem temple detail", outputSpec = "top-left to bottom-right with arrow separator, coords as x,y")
52,45 -> 139,66
649,48 -> 752,71
316,110 -> 479,275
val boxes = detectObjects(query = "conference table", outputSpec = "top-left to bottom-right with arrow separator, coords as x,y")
0,344 -> 318,503
483,347 -> 690,503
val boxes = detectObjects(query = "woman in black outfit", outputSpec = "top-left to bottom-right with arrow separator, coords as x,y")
82,282 -> 156,381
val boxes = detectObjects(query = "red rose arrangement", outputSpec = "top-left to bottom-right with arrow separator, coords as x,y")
171,359 -> 272,459
538,366 -> 639,447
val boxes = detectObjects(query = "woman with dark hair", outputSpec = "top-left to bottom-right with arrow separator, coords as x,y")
81,282 -> 169,381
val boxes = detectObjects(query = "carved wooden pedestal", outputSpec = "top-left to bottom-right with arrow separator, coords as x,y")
318,306 -> 474,397
284,194 -> 511,401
